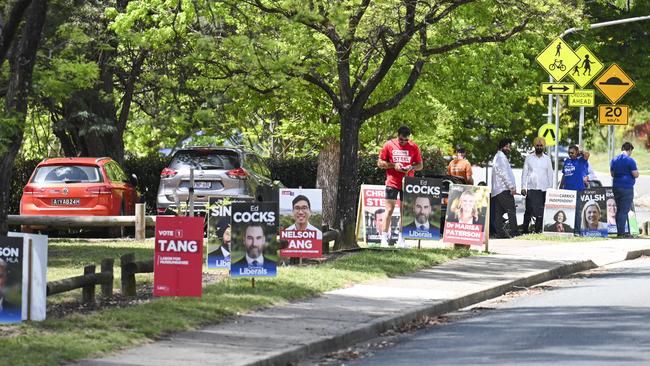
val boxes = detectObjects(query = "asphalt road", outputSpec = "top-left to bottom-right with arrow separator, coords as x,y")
342,257 -> 650,366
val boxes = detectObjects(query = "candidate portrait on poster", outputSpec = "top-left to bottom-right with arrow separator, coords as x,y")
0,237 -> 23,323
230,202 -> 279,278
443,185 -> 489,246
357,185 -> 400,245
578,188 -> 608,237
401,177 -> 443,240
279,189 -> 323,258
542,189 -> 577,236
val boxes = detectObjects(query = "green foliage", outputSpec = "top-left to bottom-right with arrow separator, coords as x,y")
7,158 -> 40,215
122,154 -> 167,213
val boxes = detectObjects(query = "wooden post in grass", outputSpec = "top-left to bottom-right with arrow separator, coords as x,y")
82,265 -> 96,304
101,258 -> 114,298
121,253 -> 136,297
251,278 -> 255,288
135,203 -> 146,240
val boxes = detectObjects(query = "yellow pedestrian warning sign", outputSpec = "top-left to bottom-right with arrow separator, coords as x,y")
568,45 -> 604,89
538,123 -> 559,146
568,89 -> 595,107
598,105 -> 629,125
594,63 -> 635,104
535,38 -> 581,82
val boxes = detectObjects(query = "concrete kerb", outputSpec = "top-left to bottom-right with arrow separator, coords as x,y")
625,249 -> 650,260
253,259 -> 599,366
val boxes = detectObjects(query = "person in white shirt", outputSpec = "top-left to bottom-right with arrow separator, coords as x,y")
521,137 -> 554,233
491,138 -> 518,238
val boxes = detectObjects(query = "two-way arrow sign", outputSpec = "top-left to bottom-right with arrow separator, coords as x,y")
540,82 -> 576,95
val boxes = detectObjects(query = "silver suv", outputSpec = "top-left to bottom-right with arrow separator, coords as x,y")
156,147 -> 277,214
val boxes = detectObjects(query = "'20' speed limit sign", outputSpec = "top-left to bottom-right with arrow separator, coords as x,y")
598,105 -> 629,125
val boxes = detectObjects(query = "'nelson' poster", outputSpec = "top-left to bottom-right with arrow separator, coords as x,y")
230,202 -> 279,278
279,189 -> 323,258
153,216 -> 204,297
0,237 -> 22,323
401,177 -> 442,240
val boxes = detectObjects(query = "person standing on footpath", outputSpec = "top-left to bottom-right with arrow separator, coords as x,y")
491,138 -> 518,238
521,137 -> 554,233
448,145 -> 474,185
559,145 -> 590,191
377,126 -> 423,247
611,142 -> 639,238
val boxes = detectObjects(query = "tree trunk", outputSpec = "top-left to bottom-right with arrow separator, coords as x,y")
333,113 -> 361,250
316,136 -> 340,228
0,0 -> 47,235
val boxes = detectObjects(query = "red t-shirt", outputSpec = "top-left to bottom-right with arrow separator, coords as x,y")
379,138 -> 422,189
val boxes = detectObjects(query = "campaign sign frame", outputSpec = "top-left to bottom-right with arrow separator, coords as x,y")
206,197 -> 252,269
401,177 -> 442,241
0,236 -> 23,323
154,216 -> 204,297
576,188 -> 608,237
355,184 -> 400,247
442,184 -> 490,246
279,189 -> 323,258
230,202 -> 279,278
542,189 -> 576,236
7,232 -> 48,322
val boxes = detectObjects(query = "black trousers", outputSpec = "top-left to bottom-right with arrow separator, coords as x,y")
493,190 -> 518,238
522,190 -> 546,233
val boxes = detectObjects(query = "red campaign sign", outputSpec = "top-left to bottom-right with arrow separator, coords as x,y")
443,221 -> 484,246
154,216 -> 204,297
362,187 -> 400,208
279,230 -> 322,258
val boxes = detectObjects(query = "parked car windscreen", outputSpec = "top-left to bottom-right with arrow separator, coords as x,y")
169,150 -> 240,170
32,165 -> 103,183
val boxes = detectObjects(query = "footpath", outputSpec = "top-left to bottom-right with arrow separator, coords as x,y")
76,238 -> 650,366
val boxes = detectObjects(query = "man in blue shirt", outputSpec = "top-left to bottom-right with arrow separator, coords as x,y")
560,145 -> 590,191
611,142 -> 639,238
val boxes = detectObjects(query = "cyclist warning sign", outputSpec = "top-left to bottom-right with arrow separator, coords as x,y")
536,37 -> 580,82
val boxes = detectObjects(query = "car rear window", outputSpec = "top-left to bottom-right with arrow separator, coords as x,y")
32,165 -> 103,183
169,150 -> 240,170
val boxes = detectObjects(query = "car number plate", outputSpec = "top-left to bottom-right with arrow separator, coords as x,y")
194,181 -> 211,189
52,198 -> 80,205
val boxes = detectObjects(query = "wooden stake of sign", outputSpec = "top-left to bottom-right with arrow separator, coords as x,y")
27,239 -> 33,321
484,204 -> 490,253
251,278 -> 255,288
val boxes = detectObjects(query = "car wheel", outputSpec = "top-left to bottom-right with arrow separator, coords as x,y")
107,202 -> 125,238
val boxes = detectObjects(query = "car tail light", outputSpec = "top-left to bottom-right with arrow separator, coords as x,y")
226,167 -> 248,179
157,207 -> 167,214
22,186 -> 44,195
86,186 -> 112,195
161,167 -> 177,178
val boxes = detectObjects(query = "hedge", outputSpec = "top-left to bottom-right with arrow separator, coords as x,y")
8,149 -> 447,214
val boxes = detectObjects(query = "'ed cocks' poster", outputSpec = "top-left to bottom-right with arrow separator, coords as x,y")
206,197 -> 252,269
230,202 -> 279,278
153,216 -> 204,297
279,189 -> 323,258
0,236 -> 23,323
401,177 -> 442,240
443,184 -> 490,246
577,188 -> 608,237
542,189 -> 577,236
356,185 -> 400,246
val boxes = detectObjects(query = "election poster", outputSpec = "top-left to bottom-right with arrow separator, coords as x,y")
604,188 -> 636,235
577,188 -> 608,237
355,184 -> 400,247
401,177 -> 442,240
279,189 -> 323,258
7,232 -> 48,322
0,236 -> 23,323
206,197 -> 252,269
153,216 -> 204,297
542,189 -> 577,236
230,202 -> 279,278
443,185 -> 490,246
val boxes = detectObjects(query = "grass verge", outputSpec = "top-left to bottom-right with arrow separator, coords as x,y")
2,241 -> 473,366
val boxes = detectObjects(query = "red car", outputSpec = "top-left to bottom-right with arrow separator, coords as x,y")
20,157 -> 138,217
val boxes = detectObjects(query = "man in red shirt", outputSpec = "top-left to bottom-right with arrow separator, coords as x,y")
377,126 -> 423,247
